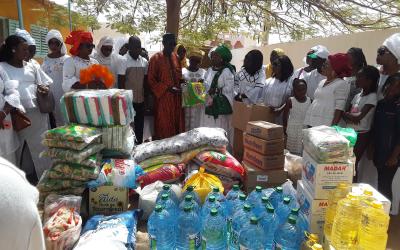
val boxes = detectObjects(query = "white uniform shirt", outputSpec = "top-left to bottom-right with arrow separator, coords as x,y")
62,56 -> 99,92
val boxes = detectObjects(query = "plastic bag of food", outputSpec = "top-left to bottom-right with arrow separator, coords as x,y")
43,194 -> 82,222
43,207 -> 82,250
284,151 -> 303,183
74,210 -> 139,250
39,187 -> 86,203
182,81 -> 206,107
137,164 -> 185,188
44,124 -> 102,143
48,163 -> 100,181
183,167 -> 224,203
53,154 -> 101,169
40,144 -> 105,164
37,171 -> 86,192
87,159 -> 144,189
332,125 -> 358,147
196,151 -> 245,178
101,125 -> 135,156
180,145 -> 226,163
42,138 -> 100,151
138,154 -> 182,169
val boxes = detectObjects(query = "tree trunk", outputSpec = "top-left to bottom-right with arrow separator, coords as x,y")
261,0 -> 272,45
166,0 -> 181,36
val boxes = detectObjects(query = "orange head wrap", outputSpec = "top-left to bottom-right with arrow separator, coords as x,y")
65,30 -> 93,56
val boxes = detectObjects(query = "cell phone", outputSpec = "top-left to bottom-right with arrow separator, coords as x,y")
3,120 -> 11,129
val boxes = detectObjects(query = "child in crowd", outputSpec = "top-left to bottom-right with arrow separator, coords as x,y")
283,78 -> 311,155
343,66 -> 379,181
371,73 -> 400,201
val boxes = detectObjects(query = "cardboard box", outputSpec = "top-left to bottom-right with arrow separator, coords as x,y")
297,180 -> 328,239
243,161 -> 287,193
89,185 -> 129,216
243,148 -> 284,170
233,128 -> 244,162
232,101 -> 274,131
243,133 -> 284,155
246,121 -> 284,141
302,150 -> 353,199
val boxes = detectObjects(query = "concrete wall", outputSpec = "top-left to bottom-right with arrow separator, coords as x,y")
231,28 -> 400,70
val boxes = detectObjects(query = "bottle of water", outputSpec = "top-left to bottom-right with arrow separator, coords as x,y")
259,205 -> 279,249
182,185 -> 201,205
176,205 -> 202,250
201,196 -> 225,223
276,197 -> 292,224
205,187 -> 226,208
246,186 -> 263,207
156,184 -> 179,205
147,205 -> 175,250
269,186 -> 284,208
157,193 -> 178,218
253,196 -> 271,218
179,195 -> 200,214
225,184 -> 243,217
290,208 -> 309,233
239,216 -> 265,250
201,208 -> 227,250
232,194 -> 247,213
273,215 -> 302,250
230,204 -> 254,250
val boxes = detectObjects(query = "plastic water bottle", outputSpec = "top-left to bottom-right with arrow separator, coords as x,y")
230,204 -> 254,250
259,205 -> 279,249
246,186 -> 263,207
232,194 -> 247,212
238,216 -> 265,250
179,195 -> 200,214
290,208 -> 309,233
147,205 -> 175,250
225,184 -> 243,217
273,215 -> 302,250
182,185 -> 201,205
156,184 -> 179,205
262,187 -> 275,199
157,193 -> 178,218
176,205 -> 202,250
276,197 -> 292,224
253,196 -> 271,218
201,208 -> 227,250
269,186 -> 284,208
201,195 -> 225,222
205,187 -> 226,208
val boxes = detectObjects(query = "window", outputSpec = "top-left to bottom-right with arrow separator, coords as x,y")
7,19 -> 19,36
30,24 -> 48,58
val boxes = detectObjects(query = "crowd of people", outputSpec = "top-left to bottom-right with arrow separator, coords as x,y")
0,29 -> 399,203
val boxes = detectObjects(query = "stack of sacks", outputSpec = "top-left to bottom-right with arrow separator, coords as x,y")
297,125 -> 355,238
38,125 -> 104,203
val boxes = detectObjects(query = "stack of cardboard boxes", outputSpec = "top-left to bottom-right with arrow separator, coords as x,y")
242,121 -> 288,193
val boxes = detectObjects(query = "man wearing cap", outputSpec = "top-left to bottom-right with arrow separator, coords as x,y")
147,33 -> 184,139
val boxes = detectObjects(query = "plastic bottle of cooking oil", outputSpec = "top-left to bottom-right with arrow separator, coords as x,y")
323,183 -> 351,241
359,189 -> 376,208
357,201 -> 390,250
331,192 -> 362,250
311,243 -> 323,250
300,232 -> 319,250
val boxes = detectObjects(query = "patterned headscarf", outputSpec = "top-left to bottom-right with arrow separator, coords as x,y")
45,29 -> 67,54
65,30 -> 93,56
187,49 -> 205,59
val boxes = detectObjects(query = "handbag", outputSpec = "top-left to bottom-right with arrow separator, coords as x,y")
11,109 -> 31,132
205,68 -> 233,119
35,66 -> 55,113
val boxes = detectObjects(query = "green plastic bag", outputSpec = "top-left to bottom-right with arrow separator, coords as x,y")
182,81 -> 206,107
332,126 -> 358,147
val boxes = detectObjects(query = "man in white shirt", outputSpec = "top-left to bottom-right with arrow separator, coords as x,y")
120,36 -> 149,144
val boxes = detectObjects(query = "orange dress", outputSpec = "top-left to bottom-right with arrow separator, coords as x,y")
147,52 -> 185,139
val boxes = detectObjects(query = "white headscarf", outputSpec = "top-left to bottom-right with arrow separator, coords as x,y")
383,33 -> 400,62
15,28 -> 35,46
113,36 -> 128,55
95,36 -> 114,65
45,29 -> 67,55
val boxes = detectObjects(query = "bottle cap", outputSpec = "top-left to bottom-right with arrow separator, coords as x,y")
155,205 -> 163,212
347,192 -> 359,199
186,186 -> 194,192
261,196 -> 269,204
213,187 -> 220,193
307,233 -> 319,242
371,201 -> 383,209
185,195 -> 193,202
161,193 -> 169,200
244,204 -> 251,211
291,208 -> 300,215
233,184 -> 239,191
312,243 -> 323,250
288,215 -> 297,225
276,186 -> 283,193
250,216 -> 258,225
210,208 -> 218,216
283,197 -> 291,204
266,205 -> 274,213
163,184 -> 171,191
208,195 -> 216,202
183,205 -> 192,212
255,186 -> 262,192
239,194 -> 246,201
363,189 -> 373,196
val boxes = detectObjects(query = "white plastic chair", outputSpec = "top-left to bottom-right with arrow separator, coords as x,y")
391,168 -> 400,215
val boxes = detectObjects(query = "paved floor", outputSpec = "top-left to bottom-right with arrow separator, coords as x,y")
387,214 -> 400,250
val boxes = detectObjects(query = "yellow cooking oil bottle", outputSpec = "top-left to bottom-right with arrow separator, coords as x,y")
311,243 -> 323,250
357,201 -> 390,250
331,192 -> 362,250
300,232 -> 319,250
323,183 -> 351,241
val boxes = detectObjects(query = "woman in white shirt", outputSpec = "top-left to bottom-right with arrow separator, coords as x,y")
0,35 -> 52,181
234,50 -> 265,105
63,30 -> 101,92
305,53 -> 352,127
41,29 -> 69,127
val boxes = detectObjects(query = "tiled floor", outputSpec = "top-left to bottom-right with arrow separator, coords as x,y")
387,214 -> 400,250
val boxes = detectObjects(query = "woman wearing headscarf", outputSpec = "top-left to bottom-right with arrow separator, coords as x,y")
92,36 -> 125,87
0,35 -> 52,182
265,48 -> 285,78
41,29 -> 69,127
234,49 -> 265,104
62,30 -> 101,92
345,47 -> 367,111
200,44 -> 235,143
376,33 -> 400,100
305,53 -> 352,127
175,44 -> 188,68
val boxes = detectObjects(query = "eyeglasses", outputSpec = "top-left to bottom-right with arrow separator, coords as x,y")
377,47 -> 390,56
80,43 -> 95,49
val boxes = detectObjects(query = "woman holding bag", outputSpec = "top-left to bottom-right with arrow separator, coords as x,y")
200,45 -> 235,144
0,35 -> 52,183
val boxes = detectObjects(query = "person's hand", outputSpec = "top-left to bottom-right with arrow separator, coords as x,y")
37,85 -> 50,94
169,86 -> 182,94
386,155 -> 399,168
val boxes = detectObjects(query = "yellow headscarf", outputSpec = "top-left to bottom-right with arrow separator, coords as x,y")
187,49 -> 205,59
174,44 -> 188,68
266,48 -> 286,78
